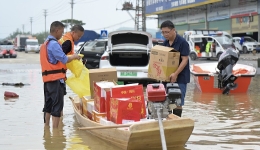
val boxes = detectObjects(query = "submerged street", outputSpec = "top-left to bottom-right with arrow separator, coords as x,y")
0,52 -> 260,150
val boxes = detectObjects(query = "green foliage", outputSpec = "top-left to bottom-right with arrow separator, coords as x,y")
61,19 -> 86,29
3,19 -> 85,43
33,32 -> 49,44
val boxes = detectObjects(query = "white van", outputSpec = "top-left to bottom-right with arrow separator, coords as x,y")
183,30 -> 235,60
25,39 -> 40,53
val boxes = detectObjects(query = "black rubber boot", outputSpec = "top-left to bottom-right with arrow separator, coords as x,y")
173,109 -> 182,117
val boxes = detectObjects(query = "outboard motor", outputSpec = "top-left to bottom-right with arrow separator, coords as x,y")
146,83 -> 182,119
217,48 -> 240,94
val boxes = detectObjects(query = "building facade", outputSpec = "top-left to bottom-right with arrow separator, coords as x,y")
146,0 -> 260,41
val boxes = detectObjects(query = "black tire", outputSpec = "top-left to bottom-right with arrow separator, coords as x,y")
11,55 -> 17,58
3,54 -> 9,58
217,53 -> 222,60
243,47 -> 248,54
189,53 -> 197,60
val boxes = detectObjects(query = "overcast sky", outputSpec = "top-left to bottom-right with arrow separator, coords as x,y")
0,0 -> 158,39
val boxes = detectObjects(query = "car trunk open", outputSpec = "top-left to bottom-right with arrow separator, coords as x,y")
108,31 -> 152,67
109,50 -> 149,67
111,33 -> 149,46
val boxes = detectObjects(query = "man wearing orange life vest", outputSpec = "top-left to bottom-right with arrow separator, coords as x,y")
40,21 -> 81,128
58,25 -> 84,117
59,25 -> 84,55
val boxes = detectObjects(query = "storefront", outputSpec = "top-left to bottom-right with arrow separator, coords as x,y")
207,0 -> 231,33
173,10 -> 188,36
188,6 -> 206,30
230,0 -> 258,40
158,13 -> 172,28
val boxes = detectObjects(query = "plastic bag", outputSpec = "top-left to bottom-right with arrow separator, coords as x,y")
66,67 -> 90,98
66,55 -> 84,78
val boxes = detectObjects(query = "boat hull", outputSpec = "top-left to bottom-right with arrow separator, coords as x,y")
71,99 -> 194,150
192,74 -> 253,93
190,63 -> 256,93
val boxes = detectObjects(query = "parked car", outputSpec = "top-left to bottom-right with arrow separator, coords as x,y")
233,36 -> 260,53
77,39 -> 108,69
99,30 -> 155,84
0,41 -> 17,58
74,41 -> 86,52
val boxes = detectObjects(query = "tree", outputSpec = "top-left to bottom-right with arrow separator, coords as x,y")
61,19 -> 86,29
33,31 -> 48,44
5,28 -> 30,40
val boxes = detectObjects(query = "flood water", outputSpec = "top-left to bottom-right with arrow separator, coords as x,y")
0,62 -> 260,150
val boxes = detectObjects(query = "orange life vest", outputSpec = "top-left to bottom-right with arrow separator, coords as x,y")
58,32 -> 75,55
40,39 -> 66,83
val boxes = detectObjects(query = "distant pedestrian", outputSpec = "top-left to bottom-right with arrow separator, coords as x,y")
40,21 -> 81,128
160,20 -> 190,117
240,36 -> 244,45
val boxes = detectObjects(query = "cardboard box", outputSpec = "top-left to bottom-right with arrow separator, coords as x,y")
99,117 -> 116,126
110,84 -> 146,119
73,96 -> 83,115
92,110 -> 106,123
148,45 -> 180,81
87,101 -> 94,120
94,81 -> 116,113
89,68 -> 118,98
110,98 -> 141,124
82,96 -> 94,119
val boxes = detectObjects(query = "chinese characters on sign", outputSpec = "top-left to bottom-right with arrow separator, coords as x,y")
145,0 -> 205,14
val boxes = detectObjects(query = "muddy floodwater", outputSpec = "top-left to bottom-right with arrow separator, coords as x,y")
0,53 -> 260,150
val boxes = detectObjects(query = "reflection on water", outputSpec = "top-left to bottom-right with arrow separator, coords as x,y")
0,65 -> 260,150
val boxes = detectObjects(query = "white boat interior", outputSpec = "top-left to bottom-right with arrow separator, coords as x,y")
190,62 -> 257,76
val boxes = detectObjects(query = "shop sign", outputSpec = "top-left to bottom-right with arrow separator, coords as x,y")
145,0 -> 207,14
230,0 -> 257,18
188,6 -> 206,23
172,10 -> 188,25
231,15 -> 258,33
207,0 -> 230,21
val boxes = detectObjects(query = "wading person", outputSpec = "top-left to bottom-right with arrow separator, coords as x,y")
40,21 -> 81,128
59,24 -> 84,55
160,20 -> 190,117
59,25 -> 84,117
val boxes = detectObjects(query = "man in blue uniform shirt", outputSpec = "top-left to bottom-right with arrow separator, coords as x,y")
160,20 -> 190,117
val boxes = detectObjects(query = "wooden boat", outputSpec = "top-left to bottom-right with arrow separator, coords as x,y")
190,62 -> 257,93
70,97 -> 194,150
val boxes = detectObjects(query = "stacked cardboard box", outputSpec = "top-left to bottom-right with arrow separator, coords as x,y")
93,81 -> 146,124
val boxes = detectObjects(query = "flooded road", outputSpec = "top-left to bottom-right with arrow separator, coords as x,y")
0,52 -> 260,150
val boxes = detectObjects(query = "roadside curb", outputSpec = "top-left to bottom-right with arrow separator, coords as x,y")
239,54 -> 259,61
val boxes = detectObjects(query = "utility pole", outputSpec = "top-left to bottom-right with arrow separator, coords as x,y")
70,0 -> 75,27
22,24 -> 24,34
30,17 -> 33,35
135,0 -> 146,31
119,0 -> 146,31
44,9 -> 47,40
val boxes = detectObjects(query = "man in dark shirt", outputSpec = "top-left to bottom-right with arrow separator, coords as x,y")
160,20 -> 190,117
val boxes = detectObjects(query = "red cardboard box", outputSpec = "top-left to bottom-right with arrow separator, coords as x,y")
104,90 -> 111,121
110,98 -> 141,124
111,84 -> 146,118
93,81 -> 115,113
